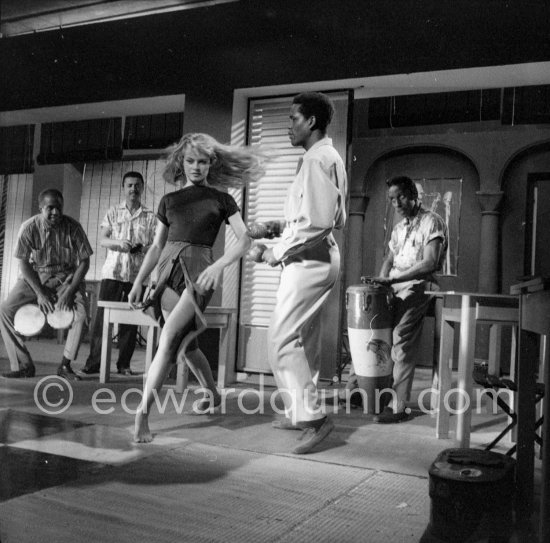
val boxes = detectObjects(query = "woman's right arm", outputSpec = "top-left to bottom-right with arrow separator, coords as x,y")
128,220 -> 168,305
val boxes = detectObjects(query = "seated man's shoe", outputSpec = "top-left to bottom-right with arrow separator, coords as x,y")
292,417 -> 334,454
272,418 -> 301,430
117,367 -> 134,376
2,367 -> 35,378
373,406 -> 408,424
57,364 -> 81,381
80,365 -> 100,375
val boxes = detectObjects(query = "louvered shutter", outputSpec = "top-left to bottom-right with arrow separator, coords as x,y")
240,97 -> 303,326
237,91 -> 350,377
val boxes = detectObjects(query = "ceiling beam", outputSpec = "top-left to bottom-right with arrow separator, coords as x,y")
0,0 -> 240,37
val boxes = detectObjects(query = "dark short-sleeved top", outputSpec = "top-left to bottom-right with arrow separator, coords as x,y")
157,185 -> 240,246
15,214 -> 93,280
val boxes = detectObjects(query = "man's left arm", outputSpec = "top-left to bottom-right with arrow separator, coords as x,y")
387,238 -> 443,284
56,257 -> 90,310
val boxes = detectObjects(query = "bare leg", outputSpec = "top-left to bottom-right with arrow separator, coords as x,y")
181,347 -> 220,403
134,290 -> 196,443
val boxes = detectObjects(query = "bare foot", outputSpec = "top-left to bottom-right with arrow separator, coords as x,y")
193,390 -> 222,414
134,411 -> 154,443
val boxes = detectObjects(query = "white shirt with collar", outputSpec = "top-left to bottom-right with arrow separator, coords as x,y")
100,202 -> 156,283
272,137 -> 347,262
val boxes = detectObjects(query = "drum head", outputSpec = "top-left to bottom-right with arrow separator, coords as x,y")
47,307 -> 74,329
14,304 -> 46,336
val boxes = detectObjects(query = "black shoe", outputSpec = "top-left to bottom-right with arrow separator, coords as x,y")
81,365 -> 100,374
2,367 -> 35,378
117,367 -> 133,376
57,364 -> 81,381
373,407 -> 409,424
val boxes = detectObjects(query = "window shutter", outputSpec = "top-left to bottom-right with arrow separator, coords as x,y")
240,97 -> 303,327
124,112 -> 184,150
37,118 -> 123,164
240,92 -> 350,329
0,125 -> 34,174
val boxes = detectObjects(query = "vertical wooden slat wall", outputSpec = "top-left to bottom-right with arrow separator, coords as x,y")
0,174 -> 34,300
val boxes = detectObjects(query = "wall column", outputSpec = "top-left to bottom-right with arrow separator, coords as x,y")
476,191 -> 504,293
345,192 -> 369,287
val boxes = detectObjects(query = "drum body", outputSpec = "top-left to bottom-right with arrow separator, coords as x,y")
14,304 -> 46,337
346,283 -> 394,413
47,308 -> 74,330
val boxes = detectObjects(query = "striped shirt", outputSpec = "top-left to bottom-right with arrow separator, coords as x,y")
100,202 -> 156,283
15,214 -> 93,280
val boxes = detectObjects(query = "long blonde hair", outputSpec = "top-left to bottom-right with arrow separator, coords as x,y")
163,133 -> 266,189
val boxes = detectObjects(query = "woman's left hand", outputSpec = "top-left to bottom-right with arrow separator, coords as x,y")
196,262 -> 224,293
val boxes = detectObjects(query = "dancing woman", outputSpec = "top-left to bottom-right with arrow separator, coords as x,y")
129,133 -> 265,442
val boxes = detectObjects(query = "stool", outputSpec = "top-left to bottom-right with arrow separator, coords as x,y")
473,366 -> 545,456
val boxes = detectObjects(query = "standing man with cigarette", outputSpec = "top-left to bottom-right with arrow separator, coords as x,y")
261,92 -> 347,454
81,171 -> 156,376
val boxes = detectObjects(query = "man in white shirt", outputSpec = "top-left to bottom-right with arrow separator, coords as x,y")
262,92 -> 347,454
370,176 -> 448,423
81,172 -> 156,376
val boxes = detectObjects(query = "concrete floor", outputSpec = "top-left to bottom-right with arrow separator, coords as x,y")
0,336 -> 542,542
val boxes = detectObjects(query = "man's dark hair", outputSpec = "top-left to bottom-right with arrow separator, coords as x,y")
292,92 -> 335,132
38,188 -> 64,205
122,171 -> 144,186
386,176 -> 418,200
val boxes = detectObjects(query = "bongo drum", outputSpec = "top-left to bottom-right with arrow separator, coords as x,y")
14,304 -> 46,336
346,280 -> 394,413
46,307 -> 74,329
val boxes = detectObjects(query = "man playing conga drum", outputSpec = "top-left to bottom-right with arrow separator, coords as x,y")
0,188 -> 93,380
370,176 -> 448,423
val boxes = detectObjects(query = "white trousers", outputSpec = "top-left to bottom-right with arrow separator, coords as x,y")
268,237 -> 340,423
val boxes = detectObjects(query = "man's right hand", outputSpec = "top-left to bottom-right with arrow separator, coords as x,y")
118,240 -> 133,253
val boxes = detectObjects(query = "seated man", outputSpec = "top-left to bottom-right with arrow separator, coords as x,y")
0,188 -> 93,380
370,175 -> 448,423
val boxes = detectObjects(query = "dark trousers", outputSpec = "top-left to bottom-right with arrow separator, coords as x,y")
85,279 -> 142,370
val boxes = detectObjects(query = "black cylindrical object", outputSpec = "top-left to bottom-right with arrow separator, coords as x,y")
420,448 -> 516,543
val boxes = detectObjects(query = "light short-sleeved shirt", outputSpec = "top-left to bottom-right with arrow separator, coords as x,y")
15,214 -> 93,281
272,137 -> 347,262
389,205 -> 448,286
101,203 -> 156,283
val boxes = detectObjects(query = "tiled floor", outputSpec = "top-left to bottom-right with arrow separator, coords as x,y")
0,337 -> 542,542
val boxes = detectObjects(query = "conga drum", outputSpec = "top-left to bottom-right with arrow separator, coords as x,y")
47,307 -> 74,330
346,281 -> 394,413
14,304 -> 46,337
